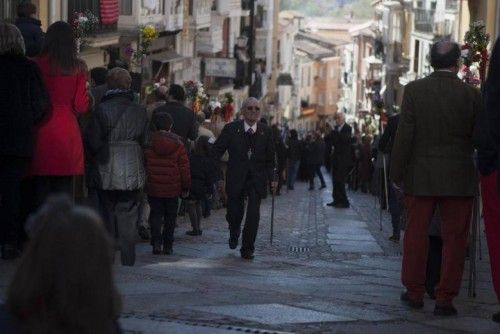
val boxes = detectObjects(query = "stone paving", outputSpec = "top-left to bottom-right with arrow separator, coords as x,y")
0,171 -> 498,333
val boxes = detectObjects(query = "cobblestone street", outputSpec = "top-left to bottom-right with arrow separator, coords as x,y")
1,175 -> 498,333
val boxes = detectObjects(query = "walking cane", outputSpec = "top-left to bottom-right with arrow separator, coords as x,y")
270,154 -> 278,245
468,195 -> 479,298
380,155 -> 390,231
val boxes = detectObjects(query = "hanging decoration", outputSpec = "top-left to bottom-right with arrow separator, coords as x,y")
461,21 -> 490,87
183,80 -> 209,113
222,92 -> 235,122
100,0 -> 119,25
71,11 -> 99,54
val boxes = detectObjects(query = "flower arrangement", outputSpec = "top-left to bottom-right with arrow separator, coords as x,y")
183,80 -> 208,113
72,11 -> 99,39
222,92 -> 235,122
125,25 -> 159,66
71,11 -> 99,53
461,21 -> 490,86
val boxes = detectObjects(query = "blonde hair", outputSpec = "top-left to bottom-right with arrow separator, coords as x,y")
0,23 -> 25,56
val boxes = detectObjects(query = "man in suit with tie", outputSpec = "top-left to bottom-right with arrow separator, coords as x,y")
327,112 -> 354,208
212,97 -> 277,260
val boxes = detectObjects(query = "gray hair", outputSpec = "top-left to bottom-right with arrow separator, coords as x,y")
242,97 -> 260,110
106,67 -> 131,90
0,23 -> 25,56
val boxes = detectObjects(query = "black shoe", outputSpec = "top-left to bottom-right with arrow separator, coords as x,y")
240,251 -> 254,260
388,235 -> 400,243
492,311 -> 500,322
326,201 -> 336,207
229,237 -> 238,250
319,185 -> 327,189
434,304 -> 457,316
152,243 -> 162,255
163,246 -> 173,255
334,203 -> 350,208
186,230 -> 202,236
400,291 -> 424,309
138,225 -> 150,240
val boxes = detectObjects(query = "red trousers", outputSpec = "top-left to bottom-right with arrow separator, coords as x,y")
402,195 -> 473,304
481,171 -> 500,303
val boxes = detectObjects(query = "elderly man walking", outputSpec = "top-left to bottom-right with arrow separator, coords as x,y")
391,40 -> 481,316
211,98 -> 276,260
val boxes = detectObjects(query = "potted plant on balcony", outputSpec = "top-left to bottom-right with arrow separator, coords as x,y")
71,10 -> 99,54
461,21 -> 490,87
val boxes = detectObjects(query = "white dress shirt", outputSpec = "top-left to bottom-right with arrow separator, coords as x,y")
244,122 -> 257,133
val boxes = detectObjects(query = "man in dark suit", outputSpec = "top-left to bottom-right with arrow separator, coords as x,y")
327,112 -> 353,208
212,97 -> 276,260
152,84 -> 198,142
391,40 -> 481,316
379,113 -> 402,242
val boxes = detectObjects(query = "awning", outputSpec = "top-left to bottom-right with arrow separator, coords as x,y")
277,73 -> 294,86
149,50 -> 185,63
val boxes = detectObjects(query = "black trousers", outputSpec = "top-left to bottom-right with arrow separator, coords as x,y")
226,180 -> 261,253
0,156 -> 29,245
309,164 -> 326,188
333,179 -> 349,205
99,190 -> 140,266
148,196 -> 179,247
34,175 -> 73,208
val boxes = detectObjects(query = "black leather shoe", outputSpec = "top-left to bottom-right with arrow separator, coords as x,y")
240,251 -> 254,260
163,246 -> 173,255
434,304 -> 457,316
229,237 -> 238,250
152,243 -> 162,255
334,203 -> 350,208
326,202 -> 336,207
492,311 -> 500,322
400,291 -> 424,309
320,185 -> 327,189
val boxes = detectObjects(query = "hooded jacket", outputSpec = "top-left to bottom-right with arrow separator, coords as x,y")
144,131 -> 191,198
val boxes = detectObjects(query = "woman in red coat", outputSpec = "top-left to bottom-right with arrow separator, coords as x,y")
32,21 -> 89,204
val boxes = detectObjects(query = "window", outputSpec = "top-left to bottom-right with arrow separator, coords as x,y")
307,67 -> 311,86
329,93 -> 335,105
319,93 -> 325,106
120,0 -> 133,15
330,66 -> 335,79
320,66 -> 326,78
141,0 -> 162,15
413,40 -> 420,73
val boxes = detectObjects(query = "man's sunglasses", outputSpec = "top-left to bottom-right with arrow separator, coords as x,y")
247,106 -> 260,111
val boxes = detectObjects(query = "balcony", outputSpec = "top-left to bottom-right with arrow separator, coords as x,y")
445,0 -> 459,11
255,28 -> 268,59
213,0 -> 242,17
68,0 -> 118,34
163,0 -> 184,31
413,8 -> 435,34
191,0 -> 212,29
196,14 -> 224,53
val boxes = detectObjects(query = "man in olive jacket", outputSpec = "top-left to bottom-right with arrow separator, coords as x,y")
390,40 -> 481,316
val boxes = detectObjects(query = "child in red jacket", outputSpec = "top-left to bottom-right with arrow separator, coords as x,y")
144,113 -> 191,255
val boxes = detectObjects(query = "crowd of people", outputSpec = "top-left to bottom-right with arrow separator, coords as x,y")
2,2 -> 500,332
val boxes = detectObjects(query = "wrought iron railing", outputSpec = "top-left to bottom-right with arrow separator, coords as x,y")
413,8 -> 435,33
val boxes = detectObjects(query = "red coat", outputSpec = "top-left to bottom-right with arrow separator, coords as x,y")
144,131 -> 191,198
31,56 -> 89,175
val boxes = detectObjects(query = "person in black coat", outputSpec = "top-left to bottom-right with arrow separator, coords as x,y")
286,129 -> 301,190
481,37 -> 500,323
186,136 -> 216,236
378,113 -> 403,242
14,3 -> 44,58
327,112 -> 353,208
0,23 -> 49,260
272,125 -> 287,195
211,97 -> 276,260
152,84 -> 198,143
